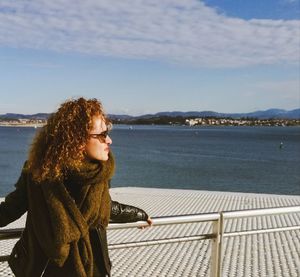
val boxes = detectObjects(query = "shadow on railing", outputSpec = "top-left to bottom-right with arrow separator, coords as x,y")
1,206 -> 300,277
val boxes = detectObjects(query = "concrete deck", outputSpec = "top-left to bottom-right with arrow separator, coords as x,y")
1,187 -> 300,276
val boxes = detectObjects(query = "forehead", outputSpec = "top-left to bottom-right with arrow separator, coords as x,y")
90,115 -> 106,132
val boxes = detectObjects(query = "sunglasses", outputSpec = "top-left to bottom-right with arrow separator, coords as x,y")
89,130 -> 110,142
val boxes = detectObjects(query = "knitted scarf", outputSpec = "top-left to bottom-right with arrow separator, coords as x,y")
33,153 -> 115,277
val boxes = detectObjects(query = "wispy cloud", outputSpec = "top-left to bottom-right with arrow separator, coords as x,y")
0,0 -> 299,68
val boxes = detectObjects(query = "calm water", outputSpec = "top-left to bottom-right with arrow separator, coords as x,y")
0,125 -> 299,196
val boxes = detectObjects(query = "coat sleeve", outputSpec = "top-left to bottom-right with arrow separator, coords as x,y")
110,200 -> 149,223
0,162 -> 28,227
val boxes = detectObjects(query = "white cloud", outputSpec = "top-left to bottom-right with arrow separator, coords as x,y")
0,0 -> 299,68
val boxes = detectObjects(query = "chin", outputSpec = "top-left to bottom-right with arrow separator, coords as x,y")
100,155 -> 109,161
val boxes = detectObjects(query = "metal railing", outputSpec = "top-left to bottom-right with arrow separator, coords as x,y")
1,205 -> 300,277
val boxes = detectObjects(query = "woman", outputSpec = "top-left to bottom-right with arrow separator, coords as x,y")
0,97 -> 152,277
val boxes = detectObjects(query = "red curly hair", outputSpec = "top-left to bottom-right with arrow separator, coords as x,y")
27,97 -> 111,182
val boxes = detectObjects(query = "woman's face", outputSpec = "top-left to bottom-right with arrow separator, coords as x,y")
84,115 -> 112,161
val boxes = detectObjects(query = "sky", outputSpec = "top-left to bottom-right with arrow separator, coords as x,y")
0,0 -> 299,116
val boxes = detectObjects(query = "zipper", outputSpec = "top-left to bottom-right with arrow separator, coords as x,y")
40,258 -> 50,277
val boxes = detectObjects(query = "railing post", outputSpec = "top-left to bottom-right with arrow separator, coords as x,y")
210,213 -> 224,277
218,213 -> 224,277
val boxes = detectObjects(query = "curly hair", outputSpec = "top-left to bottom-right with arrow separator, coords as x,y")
27,97 -> 111,183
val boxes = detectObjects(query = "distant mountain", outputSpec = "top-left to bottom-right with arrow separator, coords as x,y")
0,109 -> 299,120
137,109 -> 300,120
140,111 -> 221,118
240,109 -> 300,119
107,114 -> 134,120
0,113 -> 50,120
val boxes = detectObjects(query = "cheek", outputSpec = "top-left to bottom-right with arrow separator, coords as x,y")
85,141 -> 106,158
85,141 -> 97,155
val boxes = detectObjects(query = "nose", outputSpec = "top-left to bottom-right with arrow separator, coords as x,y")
106,135 -> 112,145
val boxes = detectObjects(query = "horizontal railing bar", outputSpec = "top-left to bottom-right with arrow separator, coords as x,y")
1,206 -> 300,240
0,255 -> 10,262
0,234 -> 215,260
108,213 -> 220,230
108,234 -> 215,250
222,205 -> 300,219
0,228 -> 23,240
0,213 -> 219,239
223,225 -> 300,237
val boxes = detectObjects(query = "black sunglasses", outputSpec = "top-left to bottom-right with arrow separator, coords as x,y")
89,130 -> 110,142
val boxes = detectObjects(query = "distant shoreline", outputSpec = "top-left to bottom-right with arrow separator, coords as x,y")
0,123 -> 299,128
0,123 -> 45,128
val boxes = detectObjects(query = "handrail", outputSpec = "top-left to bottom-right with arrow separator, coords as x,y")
0,228 -> 23,240
224,225 -> 300,237
0,213 -> 220,240
222,205 -> 300,219
1,205 -> 300,277
108,212 -> 220,230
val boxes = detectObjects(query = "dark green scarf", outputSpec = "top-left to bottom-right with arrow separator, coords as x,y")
34,153 -> 115,277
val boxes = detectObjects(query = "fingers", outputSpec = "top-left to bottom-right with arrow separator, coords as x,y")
147,217 -> 153,226
138,217 -> 153,229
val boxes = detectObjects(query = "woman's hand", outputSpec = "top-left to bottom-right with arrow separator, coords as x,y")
139,216 -> 153,229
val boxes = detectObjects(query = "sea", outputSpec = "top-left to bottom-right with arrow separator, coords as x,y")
0,125 -> 299,197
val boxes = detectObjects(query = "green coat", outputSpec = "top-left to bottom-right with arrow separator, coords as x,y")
0,163 -> 148,277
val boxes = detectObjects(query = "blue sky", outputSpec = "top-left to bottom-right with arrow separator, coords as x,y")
0,0 -> 299,115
